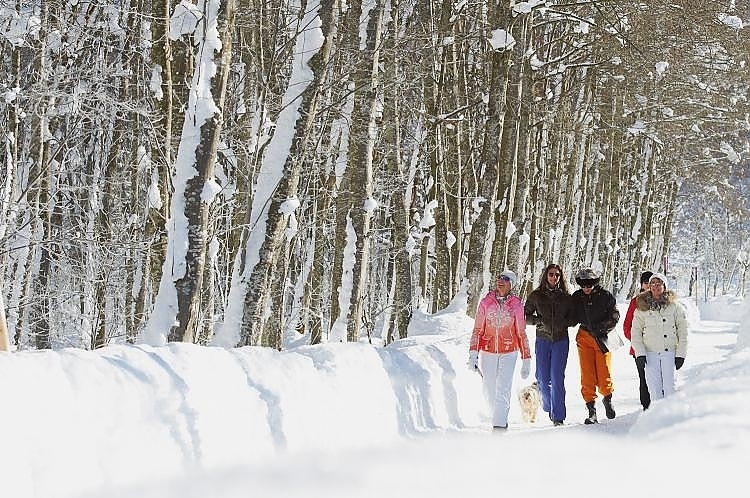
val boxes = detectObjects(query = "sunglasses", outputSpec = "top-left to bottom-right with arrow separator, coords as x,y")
547,272 -> 561,278
579,280 -> 597,288
498,275 -> 512,282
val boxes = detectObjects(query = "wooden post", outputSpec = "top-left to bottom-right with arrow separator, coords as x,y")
0,291 -> 10,351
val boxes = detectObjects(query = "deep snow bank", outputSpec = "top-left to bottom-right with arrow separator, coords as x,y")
0,332 -> 484,498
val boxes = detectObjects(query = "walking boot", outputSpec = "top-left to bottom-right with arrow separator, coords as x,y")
603,394 -> 616,419
584,401 -> 598,424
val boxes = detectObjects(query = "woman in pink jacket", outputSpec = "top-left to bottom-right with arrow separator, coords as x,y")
467,270 -> 531,430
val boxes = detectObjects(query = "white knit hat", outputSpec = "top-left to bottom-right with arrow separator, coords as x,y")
499,270 -> 517,288
648,272 -> 669,289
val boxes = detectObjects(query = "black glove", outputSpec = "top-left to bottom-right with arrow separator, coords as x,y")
675,357 -> 685,370
635,356 -> 646,370
594,334 -> 609,354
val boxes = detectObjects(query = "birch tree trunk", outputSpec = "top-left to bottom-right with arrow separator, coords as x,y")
389,0 -> 414,341
490,15 -> 529,278
465,2 -> 513,317
235,0 -> 329,346
425,0 -> 458,312
307,170 -> 336,345
27,0 -> 53,350
135,0 -> 184,333
146,0 -> 236,344
93,0 -> 144,345
557,70 -> 592,270
295,0 -> 341,345
172,0 -> 235,343
0,36 -> 18,348
595,71 -> 627,294
342,0 -> 383,341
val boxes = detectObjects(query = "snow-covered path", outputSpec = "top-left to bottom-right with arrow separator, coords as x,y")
79,308 -> 745,498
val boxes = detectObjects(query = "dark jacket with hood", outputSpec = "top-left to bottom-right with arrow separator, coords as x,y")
524,286 -> 574,342
570,284 -> 620,338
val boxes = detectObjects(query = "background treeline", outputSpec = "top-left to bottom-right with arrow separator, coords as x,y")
0,0 -> 748,351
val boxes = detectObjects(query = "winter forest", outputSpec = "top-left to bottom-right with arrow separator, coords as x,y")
0,0 -> 749,352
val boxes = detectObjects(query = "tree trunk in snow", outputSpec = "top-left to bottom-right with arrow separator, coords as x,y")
491,16 -> 530,281
0,39 -> 19,350
465,2 -> 513,317
556,69 -> 592,271
163,0 -> 236,343
237,0 -> 331,346
262,241 -> 287,350
382,0 -> 413,342
425,0 -> 459,313
27,2 -> 53,350
307,170 -> 336,345
343,0 -> 384,342
198,229 -> 217,345
329,171 -> 351,335
137,0 -> 190,334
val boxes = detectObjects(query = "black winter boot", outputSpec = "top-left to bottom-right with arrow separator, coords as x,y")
603,394 -> 616,419
584,401 -> 598,424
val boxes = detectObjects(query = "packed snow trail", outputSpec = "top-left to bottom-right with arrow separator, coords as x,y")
75,311 -> 746,498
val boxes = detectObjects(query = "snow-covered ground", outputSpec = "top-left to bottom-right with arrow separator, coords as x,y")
0,293 -> 747,498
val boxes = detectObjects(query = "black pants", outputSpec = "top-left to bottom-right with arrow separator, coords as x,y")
633,355 -> 650,409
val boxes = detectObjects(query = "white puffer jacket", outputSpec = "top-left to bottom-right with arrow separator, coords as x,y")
630,290 -> 688,358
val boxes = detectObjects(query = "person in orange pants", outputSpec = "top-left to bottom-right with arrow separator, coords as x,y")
569,268 -> 620,424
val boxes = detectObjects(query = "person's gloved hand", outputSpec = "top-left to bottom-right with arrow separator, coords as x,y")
520,358 -> 531,379
635,356 -> 646,370
467,350 -> 479,371
675,357 -> 685,370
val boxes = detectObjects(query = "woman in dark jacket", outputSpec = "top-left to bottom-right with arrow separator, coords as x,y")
524,264 -> 574,426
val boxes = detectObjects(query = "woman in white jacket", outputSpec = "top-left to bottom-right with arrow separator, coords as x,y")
630,273 -> 688,402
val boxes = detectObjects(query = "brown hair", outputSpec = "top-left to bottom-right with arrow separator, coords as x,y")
534,263 -> 570,295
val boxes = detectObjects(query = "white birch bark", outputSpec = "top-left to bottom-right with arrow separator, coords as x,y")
214,0 -> 323,347
143,0 -> 234,345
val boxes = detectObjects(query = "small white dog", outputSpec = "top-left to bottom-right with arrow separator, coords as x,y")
518,381 -> 541,423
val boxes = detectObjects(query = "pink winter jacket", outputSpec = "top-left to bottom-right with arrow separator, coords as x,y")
470,291 -> 531,359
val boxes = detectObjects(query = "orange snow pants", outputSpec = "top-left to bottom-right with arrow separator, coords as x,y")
576,329 -> 614,403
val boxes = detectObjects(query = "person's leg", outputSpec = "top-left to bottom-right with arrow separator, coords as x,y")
634,354 -> 651,409
644,351 -> 664,400
594,349 -> 614,398
594,348 -> 615,418
535,338 -> 553,414
576,331 -> 597,403
549,338 -> 569,422
577,331 -> 598,423
491,351 -> 518,428
479,351 -> 499,418
660,351 -> 676,397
